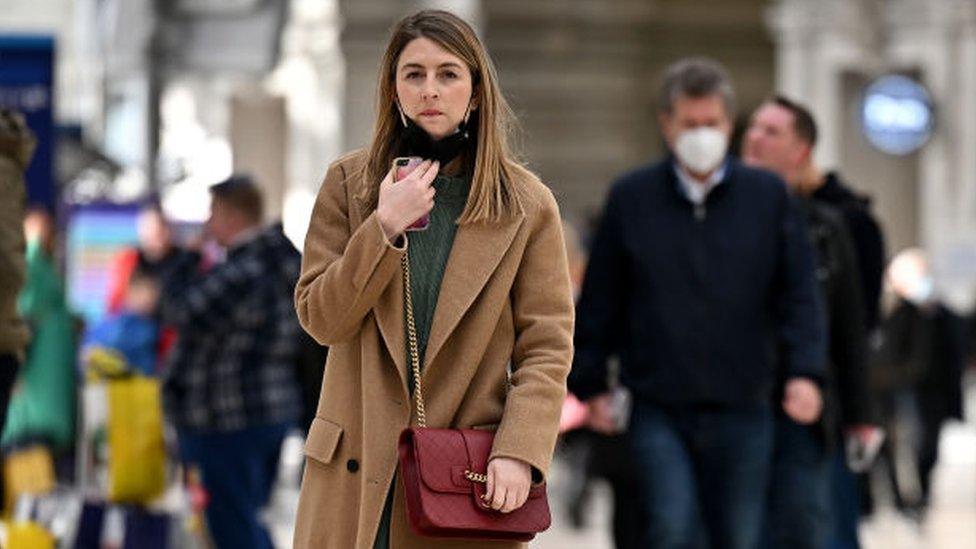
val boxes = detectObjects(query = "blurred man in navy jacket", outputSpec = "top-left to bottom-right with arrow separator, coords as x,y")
569,58 -> 827,549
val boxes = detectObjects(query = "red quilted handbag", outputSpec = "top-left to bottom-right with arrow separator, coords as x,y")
396,255 -> 552,541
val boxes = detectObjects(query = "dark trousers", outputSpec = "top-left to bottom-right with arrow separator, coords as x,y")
827,452 -> 862,549
0,353 -> 19,431
179,422 -> 291,549
628,402 -> 774,549
915,392 -> 948,506
0,353 -> 20,512
764,415 -> 830,549
561,430 -> 644,549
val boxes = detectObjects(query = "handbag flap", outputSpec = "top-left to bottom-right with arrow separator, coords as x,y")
409,428 -> 546,500
412,428 -> 472,495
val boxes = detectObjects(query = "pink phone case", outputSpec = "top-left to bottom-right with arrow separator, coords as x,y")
393,157 -> 430,231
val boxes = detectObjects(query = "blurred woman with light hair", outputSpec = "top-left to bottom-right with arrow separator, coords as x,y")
873,248 -> 966,517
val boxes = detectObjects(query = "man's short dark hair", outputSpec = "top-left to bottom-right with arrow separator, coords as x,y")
210,174 -> 264,222
659,57 -> 736,116
770,95 -> 818,147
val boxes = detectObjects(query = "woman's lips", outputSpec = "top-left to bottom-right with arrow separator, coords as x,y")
419,110 -> 443,116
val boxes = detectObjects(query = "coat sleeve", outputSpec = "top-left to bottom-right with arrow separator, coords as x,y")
490,189 -> 575,480
295,159 -> 406,346
777,195 -> 828,382
828,220 -> 875,426
567,183 -> 628,400
844,208 -> 886,330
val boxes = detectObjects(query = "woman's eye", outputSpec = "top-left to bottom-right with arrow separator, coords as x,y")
441,71 -> 458,79
405,72 -> 422,79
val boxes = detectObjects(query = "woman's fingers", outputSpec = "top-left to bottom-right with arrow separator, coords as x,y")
380,167 -> 396,189
491,484 -> 507,511
483,466 -> 494,503
501,487 -> 521,513
504,486 -> 528,513
415,159 -> 440,186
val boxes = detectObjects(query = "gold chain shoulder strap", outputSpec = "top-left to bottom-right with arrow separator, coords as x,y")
402,253 -> 427,428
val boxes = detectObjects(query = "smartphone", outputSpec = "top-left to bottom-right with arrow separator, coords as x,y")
393,156 -> 430,231
845,426 -> 886,473
609,385 -> 632,433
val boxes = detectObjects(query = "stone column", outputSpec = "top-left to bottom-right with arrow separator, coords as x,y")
886,0 -> 976,307
267,0 -> 345,247
766,0 -> 881,170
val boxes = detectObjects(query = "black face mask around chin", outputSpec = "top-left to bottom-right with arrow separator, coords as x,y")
399,114 -> 475,165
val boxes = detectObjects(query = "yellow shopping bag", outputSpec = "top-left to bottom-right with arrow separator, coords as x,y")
107,376 -> 166,503
3,446 -> 55,513
7,520 -> 55,549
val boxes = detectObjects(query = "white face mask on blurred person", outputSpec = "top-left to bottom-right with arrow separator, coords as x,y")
904,275 -> 935,305
674,127 -> 728,175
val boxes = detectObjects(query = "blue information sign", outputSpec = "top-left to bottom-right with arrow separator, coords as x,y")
861,74 -> 934,156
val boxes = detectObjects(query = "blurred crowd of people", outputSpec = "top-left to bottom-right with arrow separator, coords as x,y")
1,104 -> 324,546
559,60 -> 975,549
0,53 -> 973,549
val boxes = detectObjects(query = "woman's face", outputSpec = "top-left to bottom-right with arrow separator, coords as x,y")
395,37 -> 477,141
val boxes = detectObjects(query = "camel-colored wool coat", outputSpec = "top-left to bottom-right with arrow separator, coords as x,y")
292,150 -> 575,549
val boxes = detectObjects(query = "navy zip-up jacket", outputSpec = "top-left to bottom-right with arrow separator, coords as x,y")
569,158 -> 827,408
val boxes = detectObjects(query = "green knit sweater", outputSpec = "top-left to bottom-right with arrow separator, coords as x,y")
403,174 -> 471,390
374,173 -> 471,549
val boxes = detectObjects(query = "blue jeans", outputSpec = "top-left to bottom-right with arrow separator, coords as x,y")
764,416 -> 830,549
628,402 -> 774,549
179,422 -> 292,549
827,452 -> 861,549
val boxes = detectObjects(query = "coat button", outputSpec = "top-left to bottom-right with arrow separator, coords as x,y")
347,459 -> 360,473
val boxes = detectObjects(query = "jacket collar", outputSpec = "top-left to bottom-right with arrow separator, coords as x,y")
665,155 -> 736,205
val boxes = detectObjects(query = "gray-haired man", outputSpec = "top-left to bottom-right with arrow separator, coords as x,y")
569,58 -> 827,548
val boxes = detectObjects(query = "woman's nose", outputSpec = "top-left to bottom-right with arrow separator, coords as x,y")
421,80 -> 439,100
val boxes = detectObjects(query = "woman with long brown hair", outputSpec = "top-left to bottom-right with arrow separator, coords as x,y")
293,10 -> 574,549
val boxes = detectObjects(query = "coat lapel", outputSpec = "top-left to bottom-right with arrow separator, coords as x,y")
423,214 -> 524,373
374,255 -> 408,389
359,170 -> 525,392
350,174 -> 409,390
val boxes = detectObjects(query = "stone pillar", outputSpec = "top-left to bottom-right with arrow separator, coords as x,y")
885,0 -> 976,307
767,0 -> 881,170
267,0 -> 345,247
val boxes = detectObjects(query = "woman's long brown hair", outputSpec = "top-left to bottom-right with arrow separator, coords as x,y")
357,10 -> 525,224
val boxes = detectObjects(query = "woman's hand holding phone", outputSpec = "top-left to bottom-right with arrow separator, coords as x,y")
377,159 -> 439,241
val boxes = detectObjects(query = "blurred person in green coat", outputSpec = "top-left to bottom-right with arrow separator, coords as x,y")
1,208 -> 77,453
0,108 -> 34,508
0,109 -> 33,420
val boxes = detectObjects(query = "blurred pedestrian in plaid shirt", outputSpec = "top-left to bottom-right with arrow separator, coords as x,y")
161,175 -> 303,549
